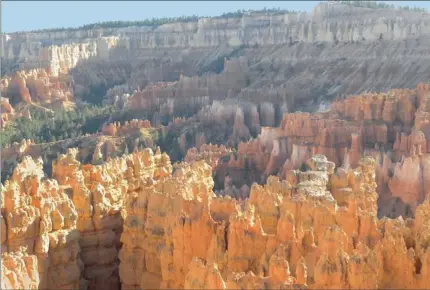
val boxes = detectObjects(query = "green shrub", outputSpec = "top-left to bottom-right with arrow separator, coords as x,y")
339,1 -> 427,12
16,8 -> 298,34
1,105 -> 115,147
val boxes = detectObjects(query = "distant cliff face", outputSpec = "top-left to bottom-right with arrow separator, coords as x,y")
2,3 -> 430,118
2,3 -> 430,86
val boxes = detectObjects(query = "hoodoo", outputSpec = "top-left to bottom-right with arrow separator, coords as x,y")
2,2 -> 430,289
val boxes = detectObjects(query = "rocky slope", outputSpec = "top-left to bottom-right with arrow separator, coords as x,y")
2,148 -> 430,289
2,83 -> 430,220
196,83 -> 430,218
2,3 -> 430,113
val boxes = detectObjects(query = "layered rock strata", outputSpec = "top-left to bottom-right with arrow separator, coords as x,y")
3,3 -> 430,69
51,147 -> 173,290
2,84 -> 430,220
3,3 -> 430,116
2,147 -> 430,289
1,156 -> 83,289
119,154 -> 430,289
214,83 -> 430,217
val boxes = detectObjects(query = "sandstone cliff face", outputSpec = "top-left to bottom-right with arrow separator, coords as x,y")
2,69 -> 74,105
51,147 -> 172,290
214,84 -> 430,218
1,97 -> 15,128
2,83 -> 429,220
3,3 -> 430,116
2,147 -> 430,289
184,144 -> 232,170
3,3 -> 429,65
118,154 -> 430,289
1,156 -> 82,289
101,119 -> 152,137
2,3 -> 430,288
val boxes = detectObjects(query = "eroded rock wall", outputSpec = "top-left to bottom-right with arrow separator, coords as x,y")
211,83 -> 430,217
2,146 -> 430,289
3,3 -> 430,69
0,68 -> 74,129
3,3 -> 430,116
119,154 -> 430,289
51,147 -> 173,290
1,156 -> 83,289
2,69 -> 74,104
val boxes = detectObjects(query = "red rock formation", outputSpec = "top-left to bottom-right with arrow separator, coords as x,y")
1,97 -> 15,128
215,84 -> 430,217
2,69 -> 73,105
0,69 -> 74,126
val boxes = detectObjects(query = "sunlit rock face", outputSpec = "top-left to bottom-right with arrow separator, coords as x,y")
2,83 -> 430,220
207,83 -> 430,218
51,147 -> 172,290
119,153 -> 430,289
1,156 -> 82,290
2,146 -> 430,289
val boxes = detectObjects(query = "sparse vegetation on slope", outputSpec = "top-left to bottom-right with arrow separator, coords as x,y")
1,105 -> 116,147
214,7 -> 297,18
339,0 -> 427,12
21,16 -> 199,33
17,7 -> 297,34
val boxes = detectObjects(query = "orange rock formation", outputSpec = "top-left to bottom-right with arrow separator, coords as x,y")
102,119 -> 152,137
119,154 -> 430,289
216,84 -> 430,218
185,144 -> 232,170
52,148 -> 172,290
0,69 -> 74,127
2,149 -> 430,289
1,156 -> 82,289
2,69 -> 74,104
1,97 -> 15,128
